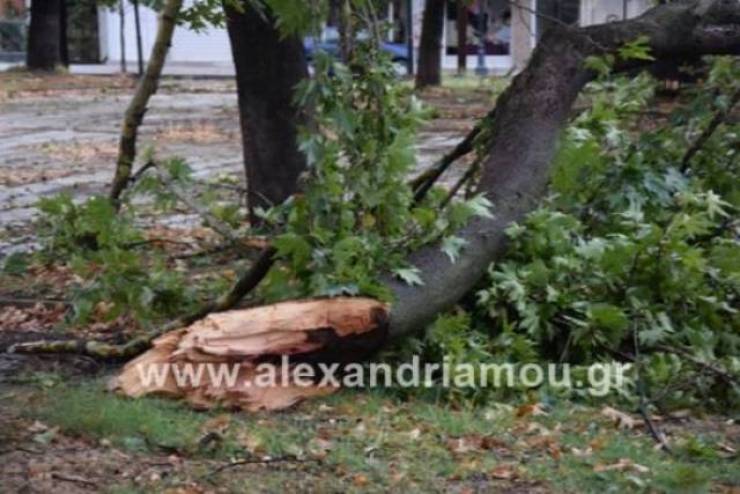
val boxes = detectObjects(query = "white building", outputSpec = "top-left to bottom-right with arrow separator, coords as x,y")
0,1 -> 655,72
97,0 -> 652,73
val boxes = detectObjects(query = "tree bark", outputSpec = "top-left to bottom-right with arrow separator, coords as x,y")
59,0 -> 69,67
224,0 -> 308,224
456,0 -> 467,75
26,0 -> 63,71
416,0 -> 446,89
109,0 -> 183,205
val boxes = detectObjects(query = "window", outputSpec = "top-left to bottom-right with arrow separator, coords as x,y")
446,0 -> 511,57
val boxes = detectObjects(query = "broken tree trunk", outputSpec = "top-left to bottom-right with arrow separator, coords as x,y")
109,0 -> 183,205
110,298 -> 388,411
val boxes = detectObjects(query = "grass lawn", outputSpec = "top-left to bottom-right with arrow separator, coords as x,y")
1,376 -> 737,493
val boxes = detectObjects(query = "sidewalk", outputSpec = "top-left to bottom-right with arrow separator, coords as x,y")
0,60 -> 236,77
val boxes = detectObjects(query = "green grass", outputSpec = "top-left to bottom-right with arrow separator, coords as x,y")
14,379 -> 739,493
33,383 -> 201,452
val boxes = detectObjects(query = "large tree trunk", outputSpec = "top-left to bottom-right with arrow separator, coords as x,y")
26,0 -> 63,71
109,0 -> 183,205
224,1 -> 308,223
415,0 -> 446,88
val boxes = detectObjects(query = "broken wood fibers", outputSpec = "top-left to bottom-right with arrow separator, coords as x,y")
110,298 -> 389,411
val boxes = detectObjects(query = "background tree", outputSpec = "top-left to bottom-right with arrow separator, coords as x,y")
415,0 -> 446,88
27,0 -> 64,70
109,0 -> 184,204
223,0 -> 309,223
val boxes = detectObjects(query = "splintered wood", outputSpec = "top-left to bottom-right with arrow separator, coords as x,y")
109,298 -> 389,411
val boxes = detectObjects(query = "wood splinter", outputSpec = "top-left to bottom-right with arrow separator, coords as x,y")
109,297 -> 389,412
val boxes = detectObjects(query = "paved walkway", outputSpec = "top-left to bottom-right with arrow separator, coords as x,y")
0,61 -> 236,77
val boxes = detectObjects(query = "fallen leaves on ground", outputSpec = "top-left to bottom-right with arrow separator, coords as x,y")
601,406 -> 643,430
594,458 -> 650,474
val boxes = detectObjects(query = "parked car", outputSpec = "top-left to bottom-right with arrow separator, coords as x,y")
303,27 -> 409,74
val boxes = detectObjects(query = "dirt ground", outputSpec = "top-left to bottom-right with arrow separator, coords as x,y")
0,73 -> 489,257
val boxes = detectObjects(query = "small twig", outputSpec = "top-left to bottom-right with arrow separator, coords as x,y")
51,473 -> 97,487
204,455 -> 319,479
122,238 -> 195,249
638,401 -> 671,452
656,344 -> 740,386
8,246 -> 277,359
153,164 -> 241,244
633,325 -> 672,452
128,160 -> 155,185
0,296 -> 69,307
440,159 -> 481,209
409,113 -> 490,204
681,87 -> 740,172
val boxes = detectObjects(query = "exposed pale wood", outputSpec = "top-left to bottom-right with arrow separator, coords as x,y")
110,298 -> 389,411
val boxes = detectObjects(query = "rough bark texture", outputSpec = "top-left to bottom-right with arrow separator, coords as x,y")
415,0 -> 446,88
26,0 -> 63,71
59,0 -> 69,67
109,0 -> 183,204
388,0 -> 740,338
456,1 -> 468,75
224,1 -> 308,223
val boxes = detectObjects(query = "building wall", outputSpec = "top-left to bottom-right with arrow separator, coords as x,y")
99,1 -> 233,65
0,0 -> 25,18
510,0 -> 654,69
580,0 -> 652,26
97,0 -> 655,70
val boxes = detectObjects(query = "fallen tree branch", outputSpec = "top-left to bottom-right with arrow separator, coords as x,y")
681,87 -> 740,172
656,344 -> 740,386
408,113 -> 489,204
8,246 -> 277,359
204,455 -> 321,479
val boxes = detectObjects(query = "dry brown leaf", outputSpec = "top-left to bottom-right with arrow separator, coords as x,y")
352,474 -> 369,487
200,414 -> 231,436
516,403 -> 547,418
594,458 -> 650,474
601,406 -> 642,430
490,463 -> 518,480
446,437 -> 480,454
571,447 -> 593,457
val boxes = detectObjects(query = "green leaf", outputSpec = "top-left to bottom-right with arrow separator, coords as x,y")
467,194 -> 494,219
394,266 -> 424,286
2,252 -> 29,275
441,236 -> 468,263
589,303 -> 629,333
